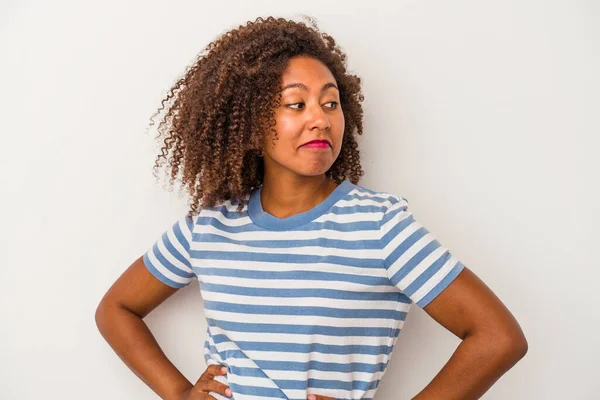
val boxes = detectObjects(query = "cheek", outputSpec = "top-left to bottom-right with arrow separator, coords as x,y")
268,116 -> 301,151
274,114 -> 301,135
333,116 -> 345,148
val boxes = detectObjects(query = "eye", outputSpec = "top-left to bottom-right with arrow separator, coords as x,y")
286,102 -> 339,110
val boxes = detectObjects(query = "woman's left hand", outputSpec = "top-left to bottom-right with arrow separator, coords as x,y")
307,395 -> 336,400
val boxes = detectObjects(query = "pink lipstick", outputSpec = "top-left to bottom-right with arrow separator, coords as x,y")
301,140 -> 331,149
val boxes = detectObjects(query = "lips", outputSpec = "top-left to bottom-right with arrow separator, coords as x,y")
302,140 -> 331,148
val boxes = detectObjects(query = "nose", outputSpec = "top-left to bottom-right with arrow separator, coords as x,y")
307,102 -> 331,131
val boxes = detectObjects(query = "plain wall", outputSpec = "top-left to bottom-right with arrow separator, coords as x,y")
1,0 -> 598,398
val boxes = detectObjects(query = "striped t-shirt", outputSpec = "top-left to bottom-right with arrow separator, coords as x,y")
143,180 -> 466,400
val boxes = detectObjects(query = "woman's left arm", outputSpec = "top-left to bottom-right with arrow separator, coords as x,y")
412,267 -> 528,400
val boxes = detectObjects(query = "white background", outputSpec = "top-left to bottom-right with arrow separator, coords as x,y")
1,1 -> 598,399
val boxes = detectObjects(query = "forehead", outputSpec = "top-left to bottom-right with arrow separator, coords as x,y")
280,56 -> 336,85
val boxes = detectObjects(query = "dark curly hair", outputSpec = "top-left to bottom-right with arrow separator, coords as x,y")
149,15 -> 365,217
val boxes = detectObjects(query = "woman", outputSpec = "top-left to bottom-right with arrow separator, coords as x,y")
95,16 -> 528,400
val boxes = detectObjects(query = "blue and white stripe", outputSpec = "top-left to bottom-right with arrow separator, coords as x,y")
143,180 -> 466,400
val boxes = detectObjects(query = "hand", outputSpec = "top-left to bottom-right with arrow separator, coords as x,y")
180,364 -> 232,399
307,395 -> 336,400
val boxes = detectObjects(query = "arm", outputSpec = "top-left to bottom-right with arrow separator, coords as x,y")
95,255 -> 194,400
411,267 -> 528,400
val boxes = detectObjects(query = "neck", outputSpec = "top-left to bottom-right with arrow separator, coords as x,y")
259,174 -> 337,219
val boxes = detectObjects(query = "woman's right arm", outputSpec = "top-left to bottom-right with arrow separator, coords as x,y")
94,255 -> 194,400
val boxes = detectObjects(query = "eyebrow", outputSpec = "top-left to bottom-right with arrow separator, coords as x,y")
280,82 -> 339,93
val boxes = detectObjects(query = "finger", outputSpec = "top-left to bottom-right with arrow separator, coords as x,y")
195,379 -> 232,397
199,364 -> 228,381
307,395 -> 336,400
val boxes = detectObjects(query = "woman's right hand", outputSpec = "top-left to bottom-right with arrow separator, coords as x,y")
180,364 -> 232,399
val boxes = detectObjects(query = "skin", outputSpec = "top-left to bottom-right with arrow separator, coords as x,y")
260,55 -> 344,219
95,55 -> 528,400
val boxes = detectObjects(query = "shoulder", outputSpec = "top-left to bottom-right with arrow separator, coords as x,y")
189,195 -> 250,226
350,183 -> 409,214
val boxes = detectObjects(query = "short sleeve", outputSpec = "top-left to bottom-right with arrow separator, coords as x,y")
142,214 -> 197,288
379,196 -> 466,308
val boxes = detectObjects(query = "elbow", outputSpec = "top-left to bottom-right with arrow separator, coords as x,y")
95,298 -> 118,335
95,298 -> 139,337
470,326 -> 528,365
497,329 -> 529,363
94,300 -> 109,334
509,323 -> 528,359
513,335 -> 529,360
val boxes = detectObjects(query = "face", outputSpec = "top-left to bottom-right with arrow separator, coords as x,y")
261,55 -> 345,180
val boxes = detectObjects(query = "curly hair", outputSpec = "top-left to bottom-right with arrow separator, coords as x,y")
149,15 -> 365,217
